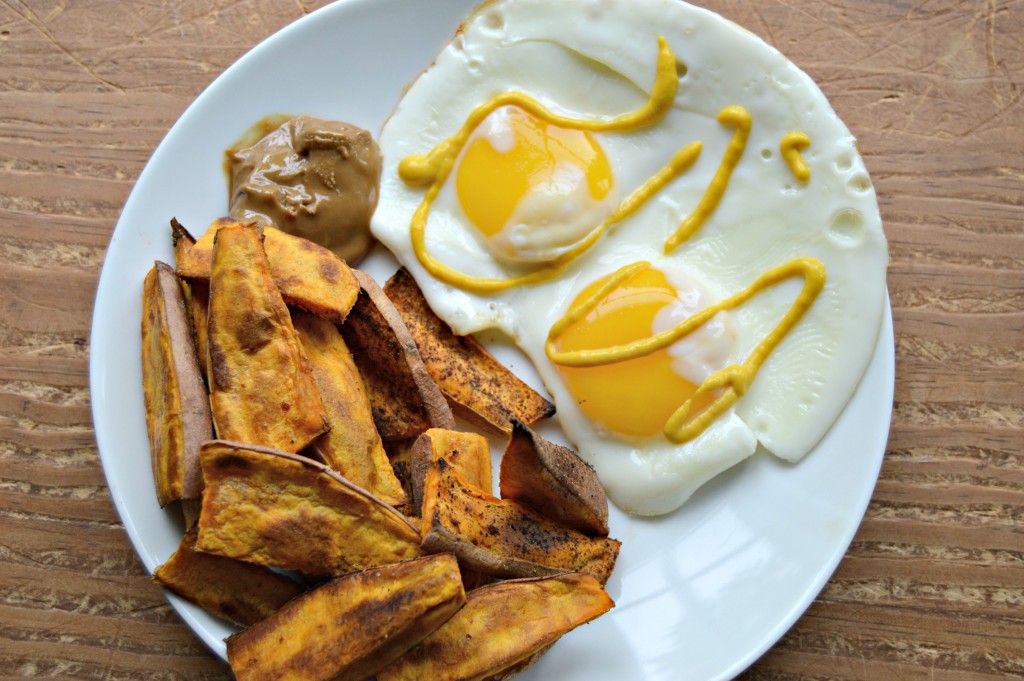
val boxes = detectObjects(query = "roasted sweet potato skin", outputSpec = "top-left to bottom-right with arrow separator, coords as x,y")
184,279 -> 211,384
141,261 -> 212,506
293,309 -> 407,508
341,269 -> 455,441
177,217 -> 359,324
499,420 -> 609,537
376,572 -> 614,681
227,554 -> 466,681
205,223 -> 328,453
421,459 -> 620,584
384,267 -> 554,435
153,525 -> 304,627
196,440 -> 423,577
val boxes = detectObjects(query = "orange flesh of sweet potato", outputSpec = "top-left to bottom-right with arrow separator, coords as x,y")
383,267 -> 554,435
206,223 -> 328,453
141,261 -> 212,506
499,420 -> 609,537
176,217 -> 359,324
410,428 -> 492,513
196,440 -> 423,577
153,525 -> 304,627
481,644 -> 553,681
292,309 -> 407,508
340,269 -> 455,441
420,460 -> 620,584
226,554 -> 466,681
376,572 -> 614,681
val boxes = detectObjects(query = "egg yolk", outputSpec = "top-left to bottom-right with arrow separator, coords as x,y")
554,266 -> 731,439
455,105 -> 614,261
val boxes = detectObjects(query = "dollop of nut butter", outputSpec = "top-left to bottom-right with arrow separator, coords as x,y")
228,115 -> 382,264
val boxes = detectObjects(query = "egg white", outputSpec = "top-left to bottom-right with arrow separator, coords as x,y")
372,0 -> 888,515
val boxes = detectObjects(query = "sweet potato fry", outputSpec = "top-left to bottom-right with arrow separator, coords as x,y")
153,525 -> 304,627
420,459 -> 620,584
376,572 -> 614,681
177,217 -> 359,324
499,420 -> 609,537
141,261 -> 212,506
170,216 -> 196,264
410,428 -> 495,589
226,554 -> 466,681
292,309 -> 406,508
169,219 -> 212,383
340,269 -> 455,441
384,267 -> 555,435
206,223 -> 328,453
169,219 -> 211,383
410,428 -> 492,513
196,440 -> 422,577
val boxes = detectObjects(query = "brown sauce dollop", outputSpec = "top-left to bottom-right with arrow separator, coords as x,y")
228,115 -> 382,264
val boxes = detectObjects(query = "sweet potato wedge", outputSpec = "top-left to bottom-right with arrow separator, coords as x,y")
206,222 -> 328,453
410,428 -> 492,513
169,219 -> 211,383
177,217 -> 359,324
226,554 -> 466,681
376,572 -> 614,681
384,267 -> 555,435
141,261 -> 213,506
292,309 -> 407,508
153,525 -> 304,627
411,428 -> 495,589
340,269 -> 455,441
420,459 -> 620,584
499,420 -> 609,537
196,440 -> 423,577
170,216 -> 196,264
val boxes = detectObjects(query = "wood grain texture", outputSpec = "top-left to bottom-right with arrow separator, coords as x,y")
1,0 -> 1021,680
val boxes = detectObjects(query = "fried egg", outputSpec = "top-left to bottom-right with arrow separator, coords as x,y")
372,0 -> 888,515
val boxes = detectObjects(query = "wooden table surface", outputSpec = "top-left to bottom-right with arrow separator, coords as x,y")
2,0 -> 1022,679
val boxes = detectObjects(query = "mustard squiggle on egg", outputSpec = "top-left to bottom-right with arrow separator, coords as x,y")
780,131 -> 812,182
399,37 -> 682,294
663,105 -> 751,254
546,256 -> 827,444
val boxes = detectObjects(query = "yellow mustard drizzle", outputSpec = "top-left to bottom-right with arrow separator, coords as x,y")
663,105 -> 751,254
546,256 -> 827,444
398,37 -> 681,294
780,131 -> 811,182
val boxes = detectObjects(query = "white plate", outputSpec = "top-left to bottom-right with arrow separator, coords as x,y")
90,1 -> 894,679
